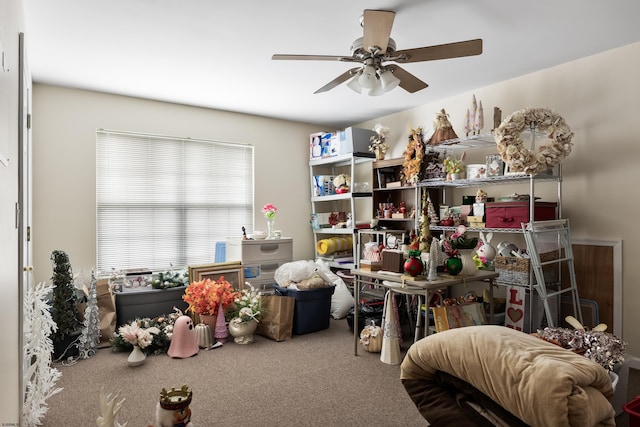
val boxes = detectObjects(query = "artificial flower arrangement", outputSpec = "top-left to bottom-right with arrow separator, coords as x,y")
440,225 -> 478,257
261,203 -> 277,219
333,174 -> 351,193
117,320 -> 158,349
112,308 -> 185,354
368,123 -> 390,158
182,276 -> 240,317
228,283 -> 262,324
443,156 -> 464,175
151,266 -> 189,289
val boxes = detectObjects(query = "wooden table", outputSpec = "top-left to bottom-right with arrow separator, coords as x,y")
350,269 -> 499,355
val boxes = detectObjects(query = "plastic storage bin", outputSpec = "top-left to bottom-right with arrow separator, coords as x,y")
274,284 -> 335,334
623,396 -> 640,427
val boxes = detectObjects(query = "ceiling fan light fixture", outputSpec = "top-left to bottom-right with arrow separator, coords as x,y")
368,83 -> 385,96
379,68 -> 400,92
347,73 -> 363,94
358,64 -> 378,89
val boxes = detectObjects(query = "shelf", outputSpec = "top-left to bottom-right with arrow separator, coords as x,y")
426,130 -> 547,153
309,152 -> 375,167
311,192 -> 372,202
313,228 -> 358,235
419,173 -> 559,188
429,225 -> 526,234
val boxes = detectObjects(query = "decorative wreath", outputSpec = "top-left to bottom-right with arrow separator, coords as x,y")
494,107 -> 574,174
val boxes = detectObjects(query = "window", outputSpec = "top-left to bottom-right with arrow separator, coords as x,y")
96,129 -> 254,272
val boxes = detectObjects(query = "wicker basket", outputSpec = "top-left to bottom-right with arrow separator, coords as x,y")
494,251 -> 559,286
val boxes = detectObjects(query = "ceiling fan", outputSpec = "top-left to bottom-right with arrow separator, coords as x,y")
272,9 -> 482,96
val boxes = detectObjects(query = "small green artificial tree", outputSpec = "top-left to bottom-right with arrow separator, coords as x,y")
50,250 -> 81,342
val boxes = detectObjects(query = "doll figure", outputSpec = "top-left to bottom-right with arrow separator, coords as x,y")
153,385 -> 194,427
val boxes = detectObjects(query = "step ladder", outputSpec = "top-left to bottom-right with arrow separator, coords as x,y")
522,219 -> 583,328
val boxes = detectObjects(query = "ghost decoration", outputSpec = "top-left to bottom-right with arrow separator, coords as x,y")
167,316 -> 199,359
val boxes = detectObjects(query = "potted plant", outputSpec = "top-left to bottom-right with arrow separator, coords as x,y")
49,250 -> 82,360
227,284 -> 262,344
443,156 -> 465,180
182,276 -> 240,328
368,123 -> 390,160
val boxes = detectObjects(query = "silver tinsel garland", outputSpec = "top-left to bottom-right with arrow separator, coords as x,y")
535,327 -> 626,371
78,270 -> 100,359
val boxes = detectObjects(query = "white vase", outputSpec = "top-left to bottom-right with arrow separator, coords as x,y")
127,344 -> 146,367
228,318 -> 258,344
266,218 -> 275,239
458,249 -> 478,276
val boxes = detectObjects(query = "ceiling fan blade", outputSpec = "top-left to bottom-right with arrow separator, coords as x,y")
394,39 -> 483,63
363,9 -> 395,54
272,54 -> 355,62
386,64 -> 428,93
314,68 -> 360,94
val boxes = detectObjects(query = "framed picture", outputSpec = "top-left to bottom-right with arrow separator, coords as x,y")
188,261 -> 245,289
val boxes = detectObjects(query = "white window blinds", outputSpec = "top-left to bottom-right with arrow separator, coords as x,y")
96,129 -> 254,272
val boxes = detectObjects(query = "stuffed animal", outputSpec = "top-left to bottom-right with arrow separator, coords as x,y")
296,275 -> 326,290
476,231 -> 496,261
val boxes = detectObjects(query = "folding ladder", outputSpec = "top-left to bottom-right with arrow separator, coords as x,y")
522,219 -> 583,328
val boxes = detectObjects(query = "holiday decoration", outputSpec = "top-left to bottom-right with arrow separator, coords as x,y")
167,316 -> 199,358
404,250 -> 424,277
418,190 -> 432,252
402,127 -> 425,184
494,107 -> 574,174
22,281 -> 63,426
369,123 -> 390,160
428,109 -> 458,145
155,385 -> 194,427
78,270 -> 100,359
96,389 -> 127,427
214,301 -> 228,343
50,250 -> 81,360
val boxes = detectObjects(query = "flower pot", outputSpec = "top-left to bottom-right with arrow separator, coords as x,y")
198,314 -> 217,332
458,249 -> 478,276
228,318 -> 258,344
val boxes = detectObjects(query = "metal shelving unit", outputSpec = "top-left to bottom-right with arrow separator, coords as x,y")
417,130 -> 564,332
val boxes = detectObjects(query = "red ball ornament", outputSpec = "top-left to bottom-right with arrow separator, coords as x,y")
404,256 -> 423,277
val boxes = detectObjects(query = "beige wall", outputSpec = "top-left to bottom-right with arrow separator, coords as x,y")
33,42 -> 640,362
31,85 -> 322,284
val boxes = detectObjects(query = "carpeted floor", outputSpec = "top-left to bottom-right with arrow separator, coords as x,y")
41,318 -> 426,426
41,318 -> 639,426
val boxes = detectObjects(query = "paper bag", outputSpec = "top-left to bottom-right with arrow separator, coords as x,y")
256,294 -> 295,342
77,278 -> 117,348
431,302 -> 486,333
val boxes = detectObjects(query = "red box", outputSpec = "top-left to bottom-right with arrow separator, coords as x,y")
485,202 -> 556,229
624,396 -> 640,427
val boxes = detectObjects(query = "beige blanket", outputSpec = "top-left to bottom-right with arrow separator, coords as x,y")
401,325 -> 616,427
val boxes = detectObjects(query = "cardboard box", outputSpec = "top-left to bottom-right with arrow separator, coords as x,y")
485,202 -> 557,229
381,249 -> 404,273
360,260 -> 382,271
337,127 -> 375,155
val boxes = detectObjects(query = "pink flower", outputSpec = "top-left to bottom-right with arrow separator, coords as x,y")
261,204 -> 277,219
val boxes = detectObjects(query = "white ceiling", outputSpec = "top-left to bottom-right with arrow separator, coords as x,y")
22,0 -> 640,129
